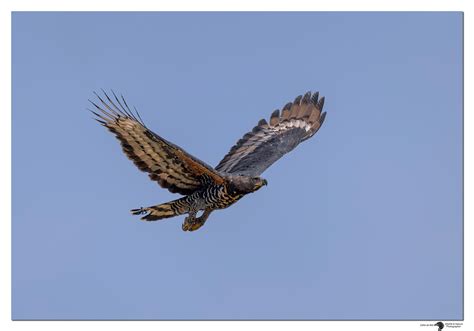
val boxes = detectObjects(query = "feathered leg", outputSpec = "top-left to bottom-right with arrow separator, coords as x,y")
182,208 -> 213,232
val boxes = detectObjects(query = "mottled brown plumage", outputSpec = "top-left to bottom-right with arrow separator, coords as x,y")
90,90 -> 326,231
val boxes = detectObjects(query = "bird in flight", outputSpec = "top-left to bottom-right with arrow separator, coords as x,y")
90,91 -> 327,231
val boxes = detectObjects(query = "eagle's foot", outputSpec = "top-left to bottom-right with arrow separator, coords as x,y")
182,216 -> 205,232
182,209 -> 213,232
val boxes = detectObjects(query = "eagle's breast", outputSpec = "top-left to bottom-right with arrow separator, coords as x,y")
203,184 -> 244,210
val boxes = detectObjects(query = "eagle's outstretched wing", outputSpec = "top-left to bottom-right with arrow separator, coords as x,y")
215,91 -> 326,176
90,91 -> 225,195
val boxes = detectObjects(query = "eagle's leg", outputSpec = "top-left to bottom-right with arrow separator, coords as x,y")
182,208 -> 213,232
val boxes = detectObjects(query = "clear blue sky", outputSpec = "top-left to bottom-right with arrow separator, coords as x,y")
12,12 -> 462,320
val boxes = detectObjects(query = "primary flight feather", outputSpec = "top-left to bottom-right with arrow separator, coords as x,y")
90,90 -> 326,231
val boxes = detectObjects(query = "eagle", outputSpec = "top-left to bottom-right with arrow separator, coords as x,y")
90,90 -> 327,231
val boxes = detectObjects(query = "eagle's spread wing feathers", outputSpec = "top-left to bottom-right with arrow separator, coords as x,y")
91,91 -> 225,195
215,91 -> 326,176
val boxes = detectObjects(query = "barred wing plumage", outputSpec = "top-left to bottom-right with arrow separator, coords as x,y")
90,91 -> 225,195
215,91 -> 326,176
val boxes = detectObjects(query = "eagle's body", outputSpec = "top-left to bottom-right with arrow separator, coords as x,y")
131,178 -> 255,231
91,91 -> 326,231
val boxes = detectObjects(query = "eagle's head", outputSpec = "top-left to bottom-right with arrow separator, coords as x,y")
251,177 -> 268,191
227,175 -> 267,194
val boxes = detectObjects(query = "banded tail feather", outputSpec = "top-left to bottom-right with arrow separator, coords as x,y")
131,196 -> 191,221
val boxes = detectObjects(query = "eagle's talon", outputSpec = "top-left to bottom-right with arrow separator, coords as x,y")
182,214 -> 205,232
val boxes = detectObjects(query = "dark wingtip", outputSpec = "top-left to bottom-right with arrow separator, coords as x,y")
320,112 -> 327,125
317,96 -> 325,110
88,98 -> 99,108
88,108 -> 107,121
270,109 -> 280,119
283,102 -> 292,111
302,91 -> 312,104
311,91 -> 319,105
258,118 -> 268,126
294,95 -> 303,105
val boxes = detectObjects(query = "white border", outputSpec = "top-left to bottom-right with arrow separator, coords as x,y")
2,1 -> 471,331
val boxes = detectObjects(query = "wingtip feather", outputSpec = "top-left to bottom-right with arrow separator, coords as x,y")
269,109 -> 280,126
302,91 -> 312,104
317,96 -> 325,110
320,111 -> 327,125
258,118 -> 268,126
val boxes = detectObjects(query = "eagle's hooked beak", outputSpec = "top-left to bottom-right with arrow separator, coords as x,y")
258,179 -> 268,188
253,178 -> 267,191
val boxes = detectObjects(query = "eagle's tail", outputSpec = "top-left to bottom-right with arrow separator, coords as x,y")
131,197 -> 190,221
